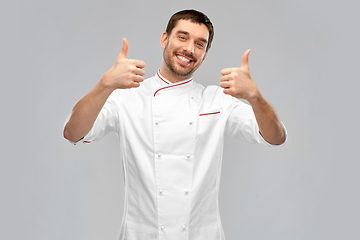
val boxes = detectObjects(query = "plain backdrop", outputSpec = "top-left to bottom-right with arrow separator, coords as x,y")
1,0 -> 359,239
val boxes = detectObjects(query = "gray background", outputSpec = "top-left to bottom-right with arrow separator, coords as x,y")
1,0 -> 359,239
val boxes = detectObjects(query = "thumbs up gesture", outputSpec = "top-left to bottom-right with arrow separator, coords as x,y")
220,49 -> 260,101
102,38 -> 146,90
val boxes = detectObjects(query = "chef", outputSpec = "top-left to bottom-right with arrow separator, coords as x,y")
64,9 -> 286,240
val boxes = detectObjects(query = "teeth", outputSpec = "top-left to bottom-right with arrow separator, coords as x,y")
177,55 -> 191,63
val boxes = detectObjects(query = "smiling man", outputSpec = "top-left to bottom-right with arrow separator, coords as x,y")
64,9 -> 286,240
161,19 -> 209,81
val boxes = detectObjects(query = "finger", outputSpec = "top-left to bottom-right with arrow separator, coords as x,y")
118,38 -> 129,60
241,49 -> 251,69
133,59 -> 146,69
133,68 -> 145,76
223,88 -> 231,95
220,68 -> 233,76
220,75 -> 231,82
132,75 -> 144,83
220,81 -> 231,89
128,81 -> 141,88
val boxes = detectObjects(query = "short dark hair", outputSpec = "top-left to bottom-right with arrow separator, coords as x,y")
165,9 -> 214,52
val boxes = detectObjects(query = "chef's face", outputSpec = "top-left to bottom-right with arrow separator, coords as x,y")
161,19 -> 209,79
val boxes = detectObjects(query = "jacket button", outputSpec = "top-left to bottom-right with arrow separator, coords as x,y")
182,225 -> 186,230
186,154 -> 190,158
189,122 -> 193,125
184,190 -> 189,195
158,154 -> 161,158
160,226 -> 165,230
159,189 -> 163,195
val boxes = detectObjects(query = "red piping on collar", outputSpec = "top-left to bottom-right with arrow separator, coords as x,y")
157,72 -> 170,85
154,79 -> 193,97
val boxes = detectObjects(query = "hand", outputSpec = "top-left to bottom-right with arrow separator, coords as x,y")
101,38 -> 146,90
220,49 -> 260,101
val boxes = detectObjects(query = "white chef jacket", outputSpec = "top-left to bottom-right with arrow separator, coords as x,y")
77,71 -> 285,240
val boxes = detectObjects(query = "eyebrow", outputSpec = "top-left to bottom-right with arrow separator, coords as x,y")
176,30 -> 208,44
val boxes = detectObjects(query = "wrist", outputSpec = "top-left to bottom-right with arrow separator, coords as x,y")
100,71 -> 117,91
246,89 -> 262,104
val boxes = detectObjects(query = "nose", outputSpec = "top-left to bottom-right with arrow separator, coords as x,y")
183,41 -> 195,54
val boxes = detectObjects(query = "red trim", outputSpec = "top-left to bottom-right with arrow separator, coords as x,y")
154,79 -> 193,97
199,111 -> 220,116
83,141 -> 91,143
157,72 -> 170,85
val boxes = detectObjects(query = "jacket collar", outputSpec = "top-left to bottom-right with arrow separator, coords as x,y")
154,70 -> 194,97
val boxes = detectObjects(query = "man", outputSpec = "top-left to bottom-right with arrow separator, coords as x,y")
64,9 -> 286,240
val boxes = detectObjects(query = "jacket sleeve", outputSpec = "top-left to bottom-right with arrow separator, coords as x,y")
68,90 -> 120,145
224,96 -> 287,147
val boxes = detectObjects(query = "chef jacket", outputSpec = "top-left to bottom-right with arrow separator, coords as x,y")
76,71 -> 286,240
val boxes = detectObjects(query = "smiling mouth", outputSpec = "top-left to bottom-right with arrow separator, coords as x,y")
176,54 -> 193,64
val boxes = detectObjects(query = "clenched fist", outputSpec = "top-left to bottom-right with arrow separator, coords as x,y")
220,49 -> 260,101
101,38 -> 146,90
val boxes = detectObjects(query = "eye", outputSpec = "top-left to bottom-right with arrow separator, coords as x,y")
178,35 -> 186,41
196,42 -> 205,49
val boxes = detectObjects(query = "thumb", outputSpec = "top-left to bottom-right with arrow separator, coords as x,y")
241,49 -> 251,69
118,38 -> 129,59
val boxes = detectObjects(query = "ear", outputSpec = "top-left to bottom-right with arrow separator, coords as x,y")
160,32 -> 168,49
